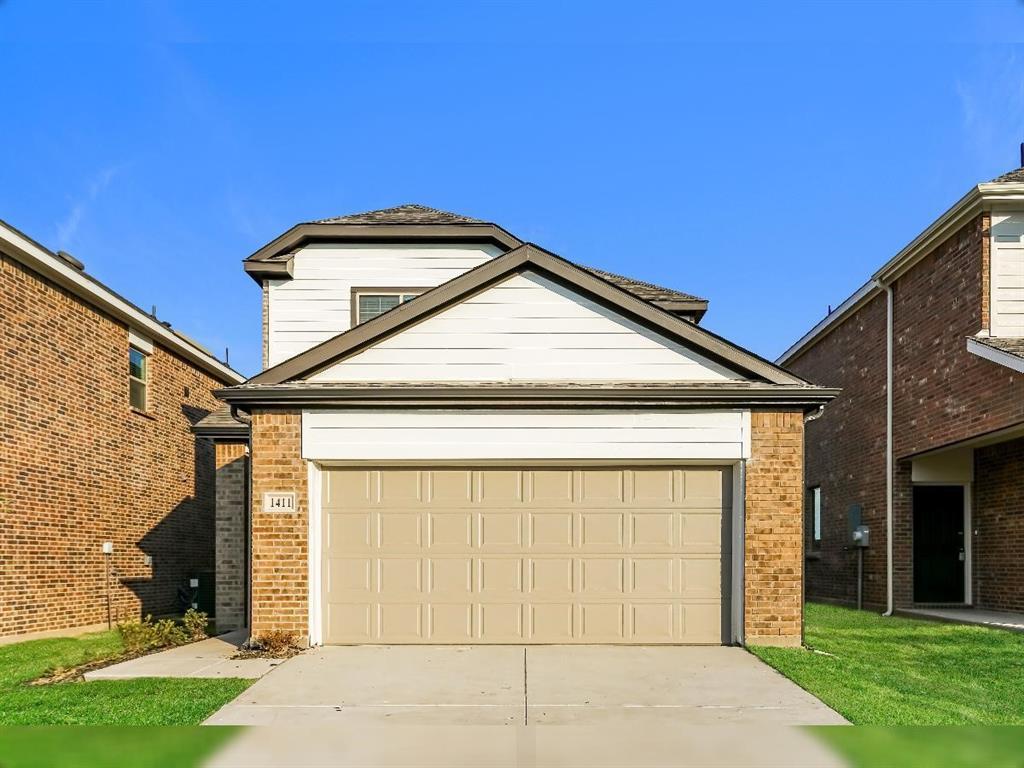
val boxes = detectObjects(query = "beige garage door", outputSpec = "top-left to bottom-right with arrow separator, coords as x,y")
322,466 -> 727,644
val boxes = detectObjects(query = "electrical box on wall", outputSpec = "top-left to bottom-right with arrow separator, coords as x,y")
852,525 -> 870,548
101,542 -> 113,555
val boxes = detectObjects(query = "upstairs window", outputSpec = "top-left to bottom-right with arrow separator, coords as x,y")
129,346 -> 148,411
356,292 -> 420,324
808,486 -> 822,549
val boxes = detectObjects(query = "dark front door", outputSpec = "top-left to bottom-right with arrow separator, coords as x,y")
913,485 -> 966,603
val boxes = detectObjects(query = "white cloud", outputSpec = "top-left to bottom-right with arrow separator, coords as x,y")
55,166 -> 119,248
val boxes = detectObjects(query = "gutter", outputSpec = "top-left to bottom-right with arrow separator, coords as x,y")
877,278 -> 895,617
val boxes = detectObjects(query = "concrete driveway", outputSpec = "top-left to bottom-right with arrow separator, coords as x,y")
205,645 -> 845,726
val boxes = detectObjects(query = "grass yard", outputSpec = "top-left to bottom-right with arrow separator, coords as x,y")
0,630 -> 251,726
813,727 -> 1024,768
0,727 -> 238,768
751,603 -> 1024,725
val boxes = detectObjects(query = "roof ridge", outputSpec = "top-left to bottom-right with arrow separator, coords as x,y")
581,264 -> 707,304
311,203 -> 485,225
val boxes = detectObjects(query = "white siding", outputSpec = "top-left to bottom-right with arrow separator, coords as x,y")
302,409 -> 752,461
266,242 -> 503,367
310,271 -> 742,382
991,213 -> 1024,337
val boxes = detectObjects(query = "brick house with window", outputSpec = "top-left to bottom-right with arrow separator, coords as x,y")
0,218 -> 244,639
197,204 -> 836,648
779,168 -> 1024,615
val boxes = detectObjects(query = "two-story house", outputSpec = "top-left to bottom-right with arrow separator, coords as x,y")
779,168 -> 1024,618
1,218 -> 244,640
195,205 -> 836,648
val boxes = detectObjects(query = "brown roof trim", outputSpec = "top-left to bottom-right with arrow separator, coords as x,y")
242,222 -> 523,283
246,243 -> 810,387
217,383 -> 838,410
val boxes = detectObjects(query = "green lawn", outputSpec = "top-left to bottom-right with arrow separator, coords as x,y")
813,727 -> 1024,768
0,727 -> 238,768
751,603 -> 1024,725
0,630 -> 251,726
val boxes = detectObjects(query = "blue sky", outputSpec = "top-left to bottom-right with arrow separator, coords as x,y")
3,1 -> 1024,376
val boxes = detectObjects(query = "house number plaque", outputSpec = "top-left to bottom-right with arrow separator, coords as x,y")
263,492 -> 296,513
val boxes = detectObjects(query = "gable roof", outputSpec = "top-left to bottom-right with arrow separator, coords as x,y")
244,242 -> 807,387
313,204 -> 485,225
244,203 -> 709,320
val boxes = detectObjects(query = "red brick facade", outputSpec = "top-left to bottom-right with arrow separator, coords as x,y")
787,212 -> 1024,612
215,441 -> 249,631
789,293 -> 889,609
973,437 -> 1024,611
744,411 -> 805,646
0,251 -> 229,637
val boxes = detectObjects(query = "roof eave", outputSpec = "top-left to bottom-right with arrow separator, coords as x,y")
216,384 -> 840,411
779,182 -> 1024,366
242,222 -> 525,284
0,219 -> 245,384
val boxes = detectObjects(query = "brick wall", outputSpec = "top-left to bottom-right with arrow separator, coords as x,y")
785,293 -> 888,609
744,410 -> 804,647
215,441 -> 248,631
892,213 -> 1023,458
249,410 -> 309,641
0,252 -> 226,637
973,437 -> 1024,611
787,211 -> 1024,612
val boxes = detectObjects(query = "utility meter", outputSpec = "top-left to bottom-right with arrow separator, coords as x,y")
852,525 -> 870,548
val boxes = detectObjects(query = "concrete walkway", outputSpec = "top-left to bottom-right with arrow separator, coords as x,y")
205,645 -> 846,726
899,607 -> 1024,633
84,630 -> 283,680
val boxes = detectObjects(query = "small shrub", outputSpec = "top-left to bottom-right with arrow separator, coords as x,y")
116,616 -> 160,654
182,608 -> 209,641
116,614 -> 189,653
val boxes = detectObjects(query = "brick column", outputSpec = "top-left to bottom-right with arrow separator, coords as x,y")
745,410 -> 805,647
214,441 -> 248,631
249,410 -> 309,642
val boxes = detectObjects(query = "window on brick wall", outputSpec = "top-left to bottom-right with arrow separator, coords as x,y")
129,346 -> 148,411
808,486 -> 822,549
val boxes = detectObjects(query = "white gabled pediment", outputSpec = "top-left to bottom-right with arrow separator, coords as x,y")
308,271 -> 747,382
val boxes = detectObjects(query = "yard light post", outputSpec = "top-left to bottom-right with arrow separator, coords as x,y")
102,542 -> 114,629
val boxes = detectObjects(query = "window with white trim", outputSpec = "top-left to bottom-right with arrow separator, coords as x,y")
356,292 -> 420,324
809,486 -> 822,549
129,346 -> 148,411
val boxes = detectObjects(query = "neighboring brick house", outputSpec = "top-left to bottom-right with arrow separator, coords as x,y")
779,168 -> 1024,614
196,205 -> 835,648
0,219 -> 244,639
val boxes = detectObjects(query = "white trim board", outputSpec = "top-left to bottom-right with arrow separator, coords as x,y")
301,409 -> 753,462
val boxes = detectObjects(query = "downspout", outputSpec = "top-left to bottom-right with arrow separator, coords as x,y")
875,279 -> 895,617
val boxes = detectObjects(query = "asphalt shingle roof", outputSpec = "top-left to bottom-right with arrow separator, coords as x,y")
306,204 -> 705,309
990,167 -> 1024,183
975,336 -> 1024,360
312,204 -> 484,225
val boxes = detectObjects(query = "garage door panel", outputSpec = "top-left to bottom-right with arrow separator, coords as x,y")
579,513 -> 625,548
427,513 -> 472,547
579,558 -> 625,594
427,558 -> 473,596
679,602 -> 722,643
478,604 -> 525,641
378,512 -> 423,548
322,466 -> 726,644
528,558 -> 574,595
477,512 -> 524,548
478,558 -> 524,594
528,603 -> 574,641
427,604 -> 473,641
